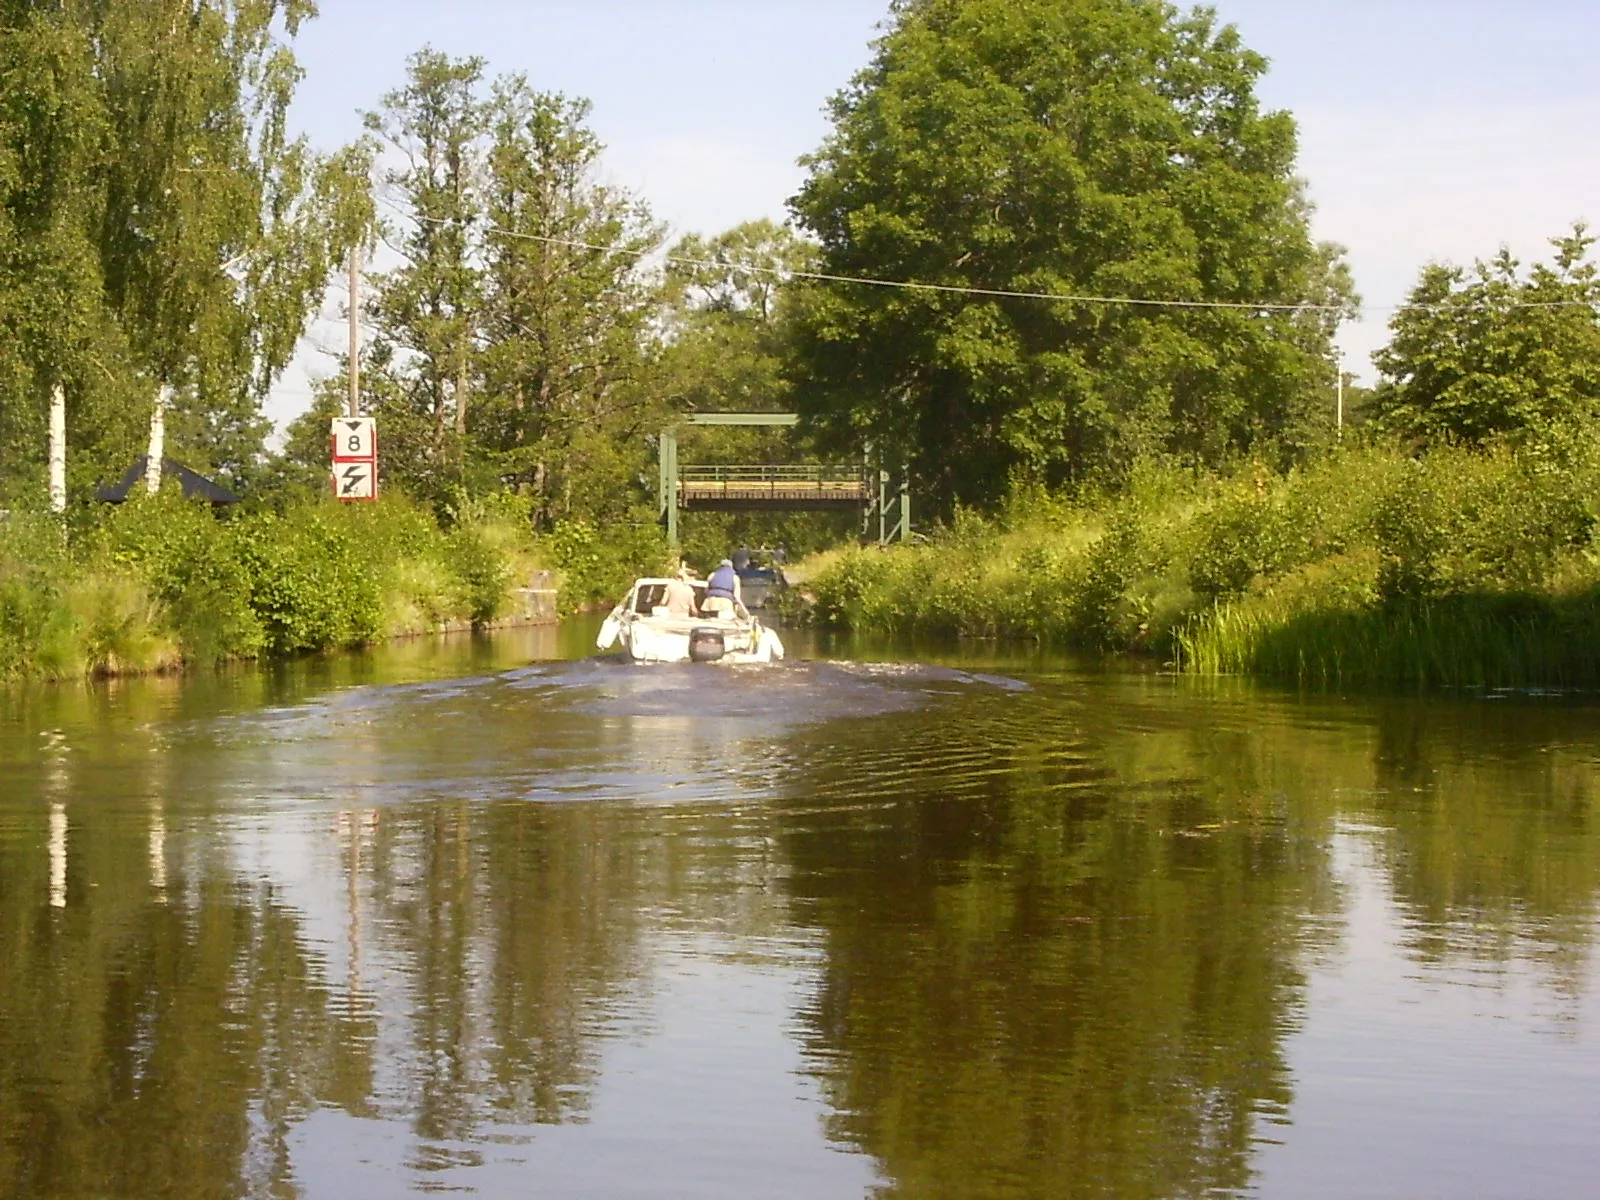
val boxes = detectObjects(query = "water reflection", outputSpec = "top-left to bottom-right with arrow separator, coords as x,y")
0,633 -> 1597,1197
775,682 -> 1322,1199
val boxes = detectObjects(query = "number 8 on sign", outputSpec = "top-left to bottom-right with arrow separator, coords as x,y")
330,417 -> 378,502
332,418 -> 375,461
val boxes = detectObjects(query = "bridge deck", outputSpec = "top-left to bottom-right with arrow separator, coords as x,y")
676,465 -> 870,509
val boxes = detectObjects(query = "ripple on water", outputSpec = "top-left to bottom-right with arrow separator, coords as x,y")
159,657 -> 1039,816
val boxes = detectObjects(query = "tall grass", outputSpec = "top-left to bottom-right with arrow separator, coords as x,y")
807,438 -> 1600,687
0,490 -> 560,681
1176,590 -> 1600,687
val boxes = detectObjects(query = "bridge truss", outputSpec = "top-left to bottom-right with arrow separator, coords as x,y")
658,412 -> 911,546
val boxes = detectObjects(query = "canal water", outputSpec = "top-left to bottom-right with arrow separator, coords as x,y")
2,626 -> 1598,1198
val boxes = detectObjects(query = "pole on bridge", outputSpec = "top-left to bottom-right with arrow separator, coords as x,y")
658,430 -> 679,545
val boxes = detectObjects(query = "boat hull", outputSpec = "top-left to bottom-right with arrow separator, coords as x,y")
616,618 -> 783,664
595,579 -> 784,664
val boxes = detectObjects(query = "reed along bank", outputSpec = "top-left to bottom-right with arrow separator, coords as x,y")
806,438 -> 1600,688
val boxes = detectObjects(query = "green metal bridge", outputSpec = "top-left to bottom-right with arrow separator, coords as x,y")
677,463 -> 871,509
658,412 -> 910,545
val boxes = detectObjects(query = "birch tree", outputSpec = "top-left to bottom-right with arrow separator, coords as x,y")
0,0 -> 371,502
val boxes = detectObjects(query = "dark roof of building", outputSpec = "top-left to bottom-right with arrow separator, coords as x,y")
95,457 -> 241,505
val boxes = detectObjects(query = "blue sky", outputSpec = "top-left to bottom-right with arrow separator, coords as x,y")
272,0 -> 1600,426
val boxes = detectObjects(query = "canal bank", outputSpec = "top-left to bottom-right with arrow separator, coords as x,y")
797,441 -> 1600,688
0,494 -> 568,684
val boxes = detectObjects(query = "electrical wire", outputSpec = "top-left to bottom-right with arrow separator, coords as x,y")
381,200 -> 1600,318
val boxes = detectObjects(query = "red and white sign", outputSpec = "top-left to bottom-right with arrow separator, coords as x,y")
331,417 -> 378,501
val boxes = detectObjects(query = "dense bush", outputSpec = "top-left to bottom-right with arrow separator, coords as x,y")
0,489 -> 559,680
806,435 -> 1600,686
544,518 -> 671,614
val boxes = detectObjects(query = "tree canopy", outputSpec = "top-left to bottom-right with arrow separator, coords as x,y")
787,0 -> 1354,513
326,51 -> 665,525
1370,225 -> 1600,449
0,0 -> 369,498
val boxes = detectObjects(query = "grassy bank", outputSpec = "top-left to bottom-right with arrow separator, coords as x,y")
0,492 -> 564,681
807,439 -> 1600,686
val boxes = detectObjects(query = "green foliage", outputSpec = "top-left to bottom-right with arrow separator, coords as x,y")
544,518 -> 670,614
1371,449 -> 1592,602
445,526 -> 512,625
788,0 -> 1356,514
0,491 -> 544,680
0,0 -> 372,497
1178,588 -> 1600,688
1372,226 -> 1600,448
0,509 -> 178,678
0,514 -> 72,677
358,53 -> 666,526
806,435 -> 1600,686
659,220 -> 815,414
232,509 -> 384,653
96,491 -> 266,664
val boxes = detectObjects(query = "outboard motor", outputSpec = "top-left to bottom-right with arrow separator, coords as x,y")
688,626 -> 726,663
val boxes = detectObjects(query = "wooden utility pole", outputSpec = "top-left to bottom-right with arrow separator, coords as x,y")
348,247 -> 361,418
1336,349 -> 1344,439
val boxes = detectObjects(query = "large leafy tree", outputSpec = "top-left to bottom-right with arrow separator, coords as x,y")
0,0 -> 370,498
475,79 -> 663,527
659,219 -> 817,421
364,49 -> 487,498
788,0 -> 1354,512
1370,226 -> 1600,448
358,56 -> 665,524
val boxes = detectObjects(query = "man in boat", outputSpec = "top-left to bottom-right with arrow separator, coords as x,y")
701,557 -> 742,618
664,564 -> 699,617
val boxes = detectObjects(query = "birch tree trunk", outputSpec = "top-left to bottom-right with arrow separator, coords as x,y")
146,386 -> 169,494
48,384 -> 67,514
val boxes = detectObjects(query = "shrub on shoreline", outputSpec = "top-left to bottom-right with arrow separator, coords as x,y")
806,439 -> 1600,686
0,492 -> 554,681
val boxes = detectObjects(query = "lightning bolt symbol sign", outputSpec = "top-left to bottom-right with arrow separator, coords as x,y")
341,464 -> 366,495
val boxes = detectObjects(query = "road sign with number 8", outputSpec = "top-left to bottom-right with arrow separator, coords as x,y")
332,417 -> 375,461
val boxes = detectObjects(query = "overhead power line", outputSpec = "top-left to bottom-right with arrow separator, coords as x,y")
384,201 -> 1600,318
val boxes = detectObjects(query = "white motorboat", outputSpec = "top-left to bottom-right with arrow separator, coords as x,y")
595,578 -> 785,664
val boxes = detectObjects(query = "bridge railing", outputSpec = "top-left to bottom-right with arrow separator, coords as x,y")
678,464 -> 866,484
676,463 -> 871,505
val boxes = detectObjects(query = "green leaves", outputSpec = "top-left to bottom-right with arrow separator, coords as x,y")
362,54 -> 664,527
1371,226 -> 1600,448
789,0 -> 1353,513
0,0 -> 372,498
